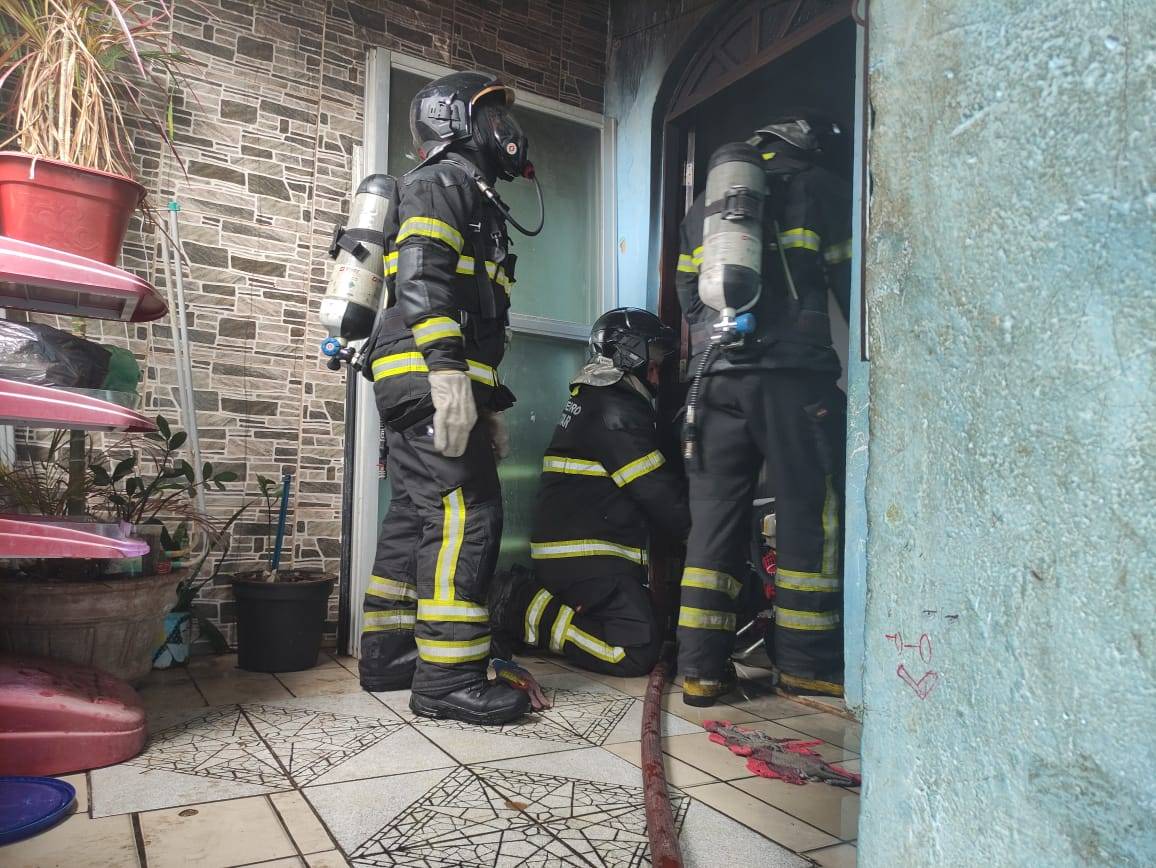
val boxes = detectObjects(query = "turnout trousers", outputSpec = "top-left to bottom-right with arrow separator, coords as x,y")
676,369 -> 846,685
359,418 -> 502,697
519,569 -> 662,678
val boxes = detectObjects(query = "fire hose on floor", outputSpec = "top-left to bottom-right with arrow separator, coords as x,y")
642,651 -> 682,868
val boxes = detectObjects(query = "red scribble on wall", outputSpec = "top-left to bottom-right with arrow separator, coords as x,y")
884,630 -> 940,699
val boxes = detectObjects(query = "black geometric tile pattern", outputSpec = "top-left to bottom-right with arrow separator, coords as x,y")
127,704 -> 403,787
414,689 -> 635,747
350,764 -> 690,868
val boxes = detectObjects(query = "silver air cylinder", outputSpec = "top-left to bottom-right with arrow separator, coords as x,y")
320,174 -> 396,344
699,142 -> 767,314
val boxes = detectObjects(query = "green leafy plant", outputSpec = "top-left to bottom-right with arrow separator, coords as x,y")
0,429 -> 97,516
0,0 -> 194,180
171,501 -> 252,653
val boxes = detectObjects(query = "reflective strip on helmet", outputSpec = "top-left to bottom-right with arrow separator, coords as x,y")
415,635 -> 490,664
530,539 -> 647,565
677,253 -> 698,274
397,216 -> 464,252
823,238 -> 852,265
780,227 -> 821,252
611,450 -> 665,487
524,588 -> 553,645
367,575 -> 417,602
775,607 -> 840,631
417,599 -> 488,623
434,488 -> 466,600
691,245 -> 704,266
775,570 -> 841,592
681,567 -> 742,599
677,606 -> 736,632
564,624 -> 626,663
542,455 -> 609,477
363,609 -> 416,632
549,604 -> 576,654
372,353 -> 497,387
412,316 -> 462,346
384,250 -> 398,275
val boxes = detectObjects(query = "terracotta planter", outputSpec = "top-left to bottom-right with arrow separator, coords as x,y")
0,571 -> 183,683
0,152 -> 145,265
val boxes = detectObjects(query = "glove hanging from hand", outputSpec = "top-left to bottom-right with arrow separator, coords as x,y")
429,370 -> 478,458
482,410 -> 511,461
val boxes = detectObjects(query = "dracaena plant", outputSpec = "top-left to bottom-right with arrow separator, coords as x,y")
0,0 -> 194,180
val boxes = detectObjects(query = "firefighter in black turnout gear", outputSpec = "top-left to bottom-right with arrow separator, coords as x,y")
676,115 -> 852,705
357,71 -> 537,725
488,309 -> 690,676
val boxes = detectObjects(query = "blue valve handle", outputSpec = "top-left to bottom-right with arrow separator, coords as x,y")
735,313 -> 756,334
320,337 -> 343,357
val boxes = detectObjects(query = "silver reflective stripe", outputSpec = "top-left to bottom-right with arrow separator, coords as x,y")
681,567 -> 742,599
367,575 -> 417,602
775,570 -> 841,592
524,588 -> 553,645
678,606 -> 736,632
434,489 -> 466,600
542,455 -> 609,477
363,610 -> 417,632
550,604 -> 575,654
417,599 -> 488,623
415,635 -> 491,663
775,607 -> 840,631
611,450 -> 666,487
530,539 -> 647,565
565,625 -> 626,663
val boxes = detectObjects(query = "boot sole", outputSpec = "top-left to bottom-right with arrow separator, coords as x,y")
409,691 -> 527,726
681,692 -> 720,708
360,676 -> 414,693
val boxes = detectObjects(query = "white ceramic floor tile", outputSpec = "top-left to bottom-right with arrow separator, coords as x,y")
604,740 -> 717,788
734,775 -> 860,839
196,671 -> 295,705
136,681 -> 208,715
683,782 -> 839,853
806,842 -> 859,867
660,690 -> 761,726
0,813 -> 139,868
276,666 -> 362,698
719,689 -> 817,721
270,790 -> 336,854
304,851 -> 350,868
680,797 -> 810,868
139,796 -> 296,868
777,713 -> 862,752
56,773 -> 88,813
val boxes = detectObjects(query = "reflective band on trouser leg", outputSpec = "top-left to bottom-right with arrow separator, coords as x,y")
530,539 -> 647,565
681,567 -> 742,599
780,227 -> 821,252
692,245 -> 704,267
677,606 -> 736,632
541,456 -> 609,477
549,605 -> 576,654
434,488 -> 466,601
775,608 -> 840,631
823,238 -> 852,265
415,636 -> 491,664
384,250 -> 398,275
677,253 -> 698,274
611,450 -> 666,487
524,588 -> 553,646
367,575 -> 418,602
363,609 -> 417,632
417,599 -> 488,623
563,623 -> 626,664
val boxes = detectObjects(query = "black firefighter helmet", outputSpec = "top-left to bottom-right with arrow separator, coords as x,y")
409,71 -> 529,180
750,109 -> 842,154
590,308 -> 675,376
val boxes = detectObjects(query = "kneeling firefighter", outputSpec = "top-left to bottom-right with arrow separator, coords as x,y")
355,71 -> 545,725
676,113 -> 852,705
488,309 -> 690,676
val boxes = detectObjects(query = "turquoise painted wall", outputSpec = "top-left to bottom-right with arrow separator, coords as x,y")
860,1 -> 1156,864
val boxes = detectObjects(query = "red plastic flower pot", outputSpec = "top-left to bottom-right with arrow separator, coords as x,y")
0,152 -> 145,265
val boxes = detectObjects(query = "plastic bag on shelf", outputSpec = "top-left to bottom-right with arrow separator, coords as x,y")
0,320 -> 113,389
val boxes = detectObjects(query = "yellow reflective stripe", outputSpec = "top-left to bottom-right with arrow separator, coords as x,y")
681,567 -> 742,599
417,599 -> 488,623
677,253 -> 698,274
776,570 -> 841,592
530,539 -> 647,565
434,488 -> 466,600
549,605 -> 575,654
611,450 -> 666,487
761,151 -> 776,161
821,476 -> 839,578
542,455 -> 609,477
363,609 -> 416,632
775,607 -> 840,631
412,316 -> 462,346
415,635 -> 490,663
691,245 -> 704,266
384,250 -> 398,275
367,575 -> 417,602
565,624 -> 626,663
678,606 -> 736,632
371,353 -> 497,387
780,227 -> 821,252
524,588 -> 553,645
454,255 -> 513,289
824,238 -> 852,265
397,216 -> 464,252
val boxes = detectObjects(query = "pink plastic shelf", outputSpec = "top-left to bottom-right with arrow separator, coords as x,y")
0,378 -> 156,432
0,517 -> 149,559
0,234 -> 166,322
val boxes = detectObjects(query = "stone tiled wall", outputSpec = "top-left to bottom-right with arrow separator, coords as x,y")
78,0 -> 608,646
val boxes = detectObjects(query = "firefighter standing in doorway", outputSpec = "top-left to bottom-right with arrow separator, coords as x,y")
488,309 -> 690,676
675,113 -> 852,705
357,71 -> 544,725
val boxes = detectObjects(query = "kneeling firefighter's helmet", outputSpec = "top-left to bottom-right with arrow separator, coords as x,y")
590,308 -> 675,376
410,71 -> 529,181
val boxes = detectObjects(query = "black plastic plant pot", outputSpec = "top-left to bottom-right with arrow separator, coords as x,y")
231,575 -> 335,673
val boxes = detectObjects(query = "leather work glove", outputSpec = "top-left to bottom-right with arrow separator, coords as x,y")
483,410 -> 511,461
429,370 -> 478,458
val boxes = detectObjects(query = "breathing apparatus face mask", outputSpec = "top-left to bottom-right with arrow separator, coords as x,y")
474,102 -> 531,181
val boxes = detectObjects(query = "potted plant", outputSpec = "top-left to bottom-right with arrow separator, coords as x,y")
0,0 -> 191,263
0,415 -> 239,682
231,473 -> 336,673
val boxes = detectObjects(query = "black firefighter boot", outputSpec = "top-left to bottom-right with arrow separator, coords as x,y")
409,681 -> 530,725
487,564 -> 536,660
